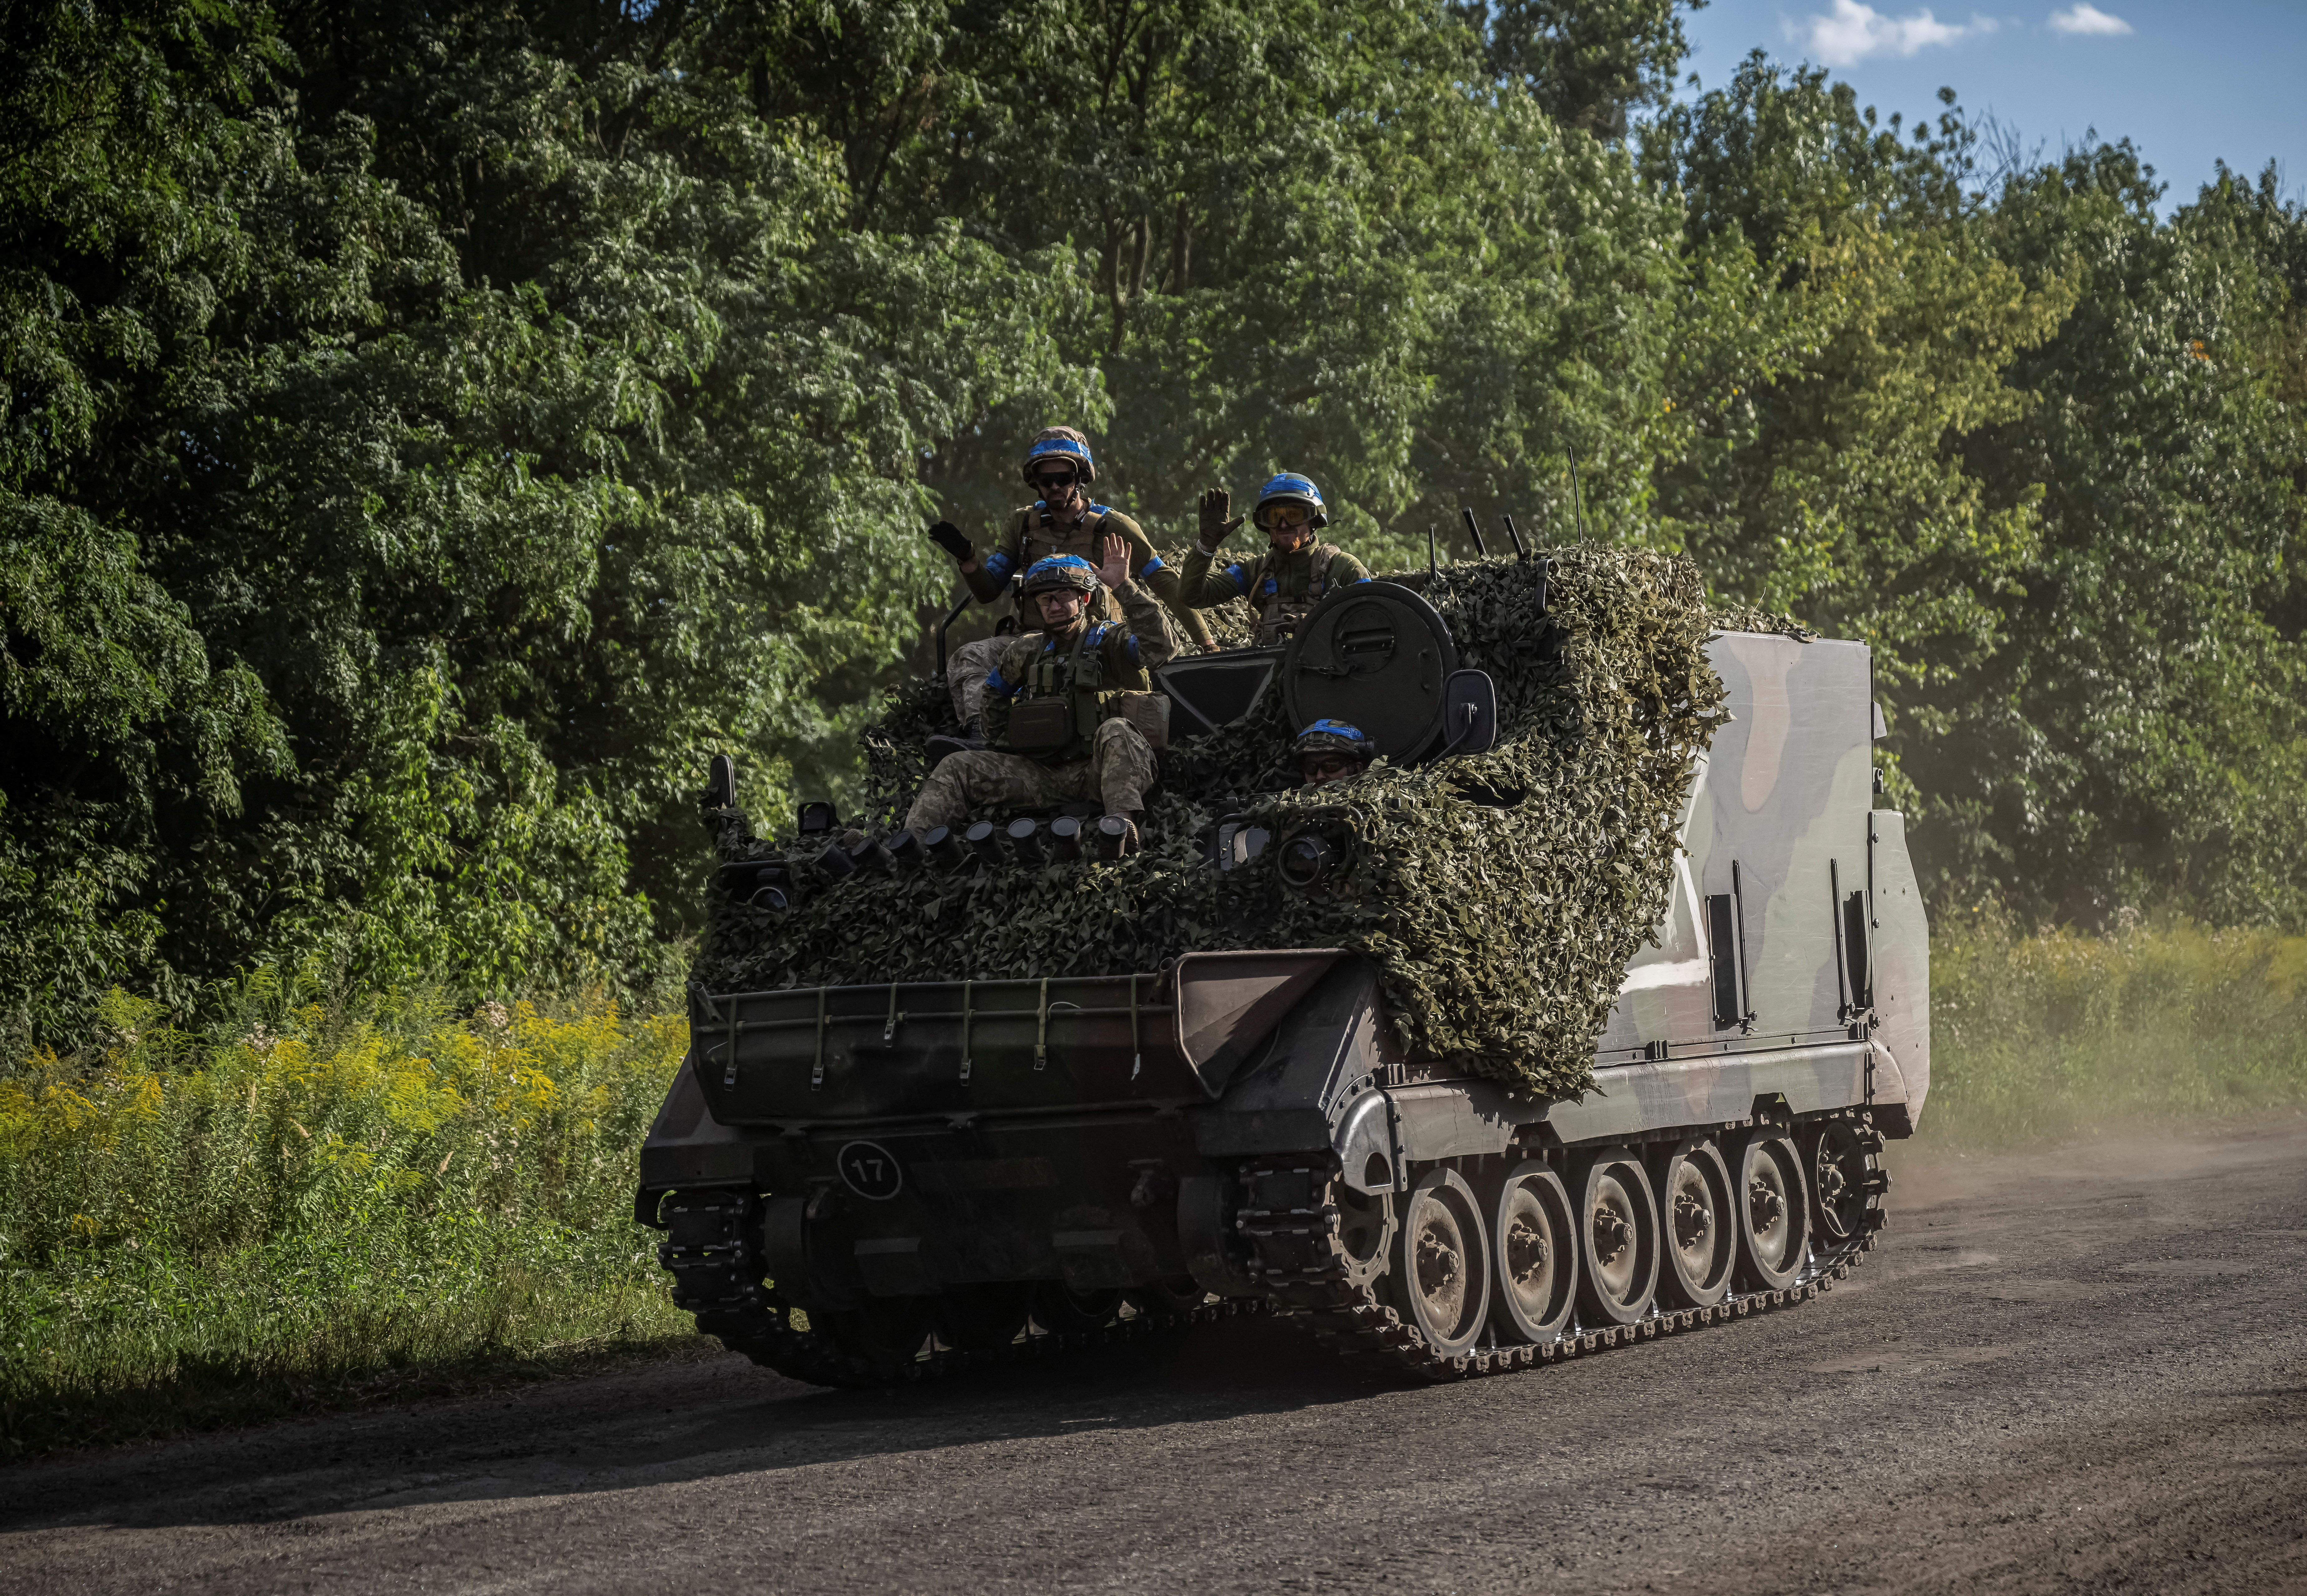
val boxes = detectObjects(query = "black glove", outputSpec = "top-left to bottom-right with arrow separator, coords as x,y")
927,520 -> 973,561
1196,487 -> 1241,551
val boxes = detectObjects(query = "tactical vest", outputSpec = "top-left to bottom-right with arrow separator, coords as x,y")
1004,624 -> 1119,761
1251,543 -> 1344,643
1013,503 -> 1126,622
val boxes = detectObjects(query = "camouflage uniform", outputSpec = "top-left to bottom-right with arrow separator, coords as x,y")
908,577 -> 1178,834
948,502 -> 1212,725
1176,538 -> 1371,647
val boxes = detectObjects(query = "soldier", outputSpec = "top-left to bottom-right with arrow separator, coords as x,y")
904,541 -> 1177,852
926,428 -> 1214,730
1295,720 -> 1375,786
1177,471 -> 1370,647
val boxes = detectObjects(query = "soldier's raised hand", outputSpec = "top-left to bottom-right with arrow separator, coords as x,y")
1099,533 -> 1132,592
1197,487 -> 1241,550
925,519 -> 973,561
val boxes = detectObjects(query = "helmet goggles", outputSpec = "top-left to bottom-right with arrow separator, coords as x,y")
1253,471 -> 1328,531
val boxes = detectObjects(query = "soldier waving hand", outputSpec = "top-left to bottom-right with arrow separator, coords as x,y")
1178,472 -> 1369,647
903,540 -> 1179,854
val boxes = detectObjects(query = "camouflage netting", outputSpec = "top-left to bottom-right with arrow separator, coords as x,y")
694,548 -> 1783,1099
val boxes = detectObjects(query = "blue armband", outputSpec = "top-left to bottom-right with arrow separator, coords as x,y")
982,551 -> 1015,580
1226,564 -> 1250,594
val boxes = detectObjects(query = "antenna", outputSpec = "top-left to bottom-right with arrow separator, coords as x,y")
1426,523 -> 1439,580
1567,445 -> 1587,542
934,592 -> 973,678
1501,513 -> 1529,562
1459,506 -> 1489,557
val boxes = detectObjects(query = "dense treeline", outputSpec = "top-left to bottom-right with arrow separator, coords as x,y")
3,0 -> 2302,1048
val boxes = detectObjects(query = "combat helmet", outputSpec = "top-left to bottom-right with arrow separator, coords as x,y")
1295,718 -> 1374,783
1019,553 -> 1101,597
1022,427 -> 1097,486
1254,471 -> 1327,530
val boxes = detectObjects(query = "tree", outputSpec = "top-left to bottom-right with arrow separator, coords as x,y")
1933,153 -> 2307,923
1455,0 -> 1701,139
0,0 -> 1092,1045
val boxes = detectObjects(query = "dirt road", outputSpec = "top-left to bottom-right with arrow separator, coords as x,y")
4,1123 -> 2304,1594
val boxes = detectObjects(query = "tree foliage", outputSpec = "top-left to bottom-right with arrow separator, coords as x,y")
2,0 -> 2302,1047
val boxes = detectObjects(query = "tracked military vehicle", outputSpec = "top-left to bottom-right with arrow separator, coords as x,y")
637,545 -> 1929,1384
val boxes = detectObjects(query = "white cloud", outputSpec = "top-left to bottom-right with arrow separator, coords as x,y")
2048,3 -> 2133,36
1797,0 -> 1998,67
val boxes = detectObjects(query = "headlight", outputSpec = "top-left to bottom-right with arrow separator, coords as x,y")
1277,827 -> 1344,890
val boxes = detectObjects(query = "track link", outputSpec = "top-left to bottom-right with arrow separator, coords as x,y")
1235,1151 -> 1878,1381
657,1120 -> 1879,1388
657,1192 -> 1253,1387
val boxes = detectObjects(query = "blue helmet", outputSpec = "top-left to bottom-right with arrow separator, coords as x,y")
1255,471 -> 1327,529
1020,553 -> 1100,596
1022,430 -> 1096,485
1295,718 -> 1373,762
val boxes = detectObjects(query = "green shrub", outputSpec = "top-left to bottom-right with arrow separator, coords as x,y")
0,973 -> 694,1457
1926,908 -> 2307,1146
11,916 -> 2307,1457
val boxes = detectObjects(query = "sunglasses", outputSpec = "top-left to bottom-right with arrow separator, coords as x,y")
1035,470 -> 1079,490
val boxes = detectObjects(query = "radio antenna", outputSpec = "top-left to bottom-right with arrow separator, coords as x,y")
1567,445 -> 1588,542
1459,506 -> 1488,558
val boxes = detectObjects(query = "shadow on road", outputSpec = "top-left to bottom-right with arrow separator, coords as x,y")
8,1120 -> 2304,1585
0,1313 -> 1385,1533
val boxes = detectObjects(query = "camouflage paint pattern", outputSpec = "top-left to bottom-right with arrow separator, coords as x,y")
1595,633 -> 1929,1128
1866,809 -> 1932,1132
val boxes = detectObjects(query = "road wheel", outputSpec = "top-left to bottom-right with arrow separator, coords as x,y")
1334,1180 -> 1397,1287
1656,1141 -> 1735,1309
1488,1160 -> 1576,1343
1803,1119 -> 1874,1243
934,1283 -> 1032,1351
1386,1167 -> 1491,1356
1734,1128 -> 1810,1291
1031,1281 -> 1122,1335
1575,1149 -> 1660,1326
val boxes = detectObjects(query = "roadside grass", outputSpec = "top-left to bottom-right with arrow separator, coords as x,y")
10,916 -> 2306,1460
0,974 -> 702,1461
1921,909 -> 2307,1148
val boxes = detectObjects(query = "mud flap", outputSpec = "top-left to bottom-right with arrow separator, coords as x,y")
1334,1091 -> 1408,1194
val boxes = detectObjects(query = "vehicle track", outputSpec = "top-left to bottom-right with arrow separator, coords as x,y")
3,1121 -> 2303,1595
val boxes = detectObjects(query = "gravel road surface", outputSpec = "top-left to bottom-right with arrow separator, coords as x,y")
4,1122 -> 2303,1594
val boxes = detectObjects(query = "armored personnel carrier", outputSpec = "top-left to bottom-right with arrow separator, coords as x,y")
637,546 -> 1928,1384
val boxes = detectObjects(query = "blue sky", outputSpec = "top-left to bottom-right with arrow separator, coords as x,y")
1678,0 -> 2304,210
